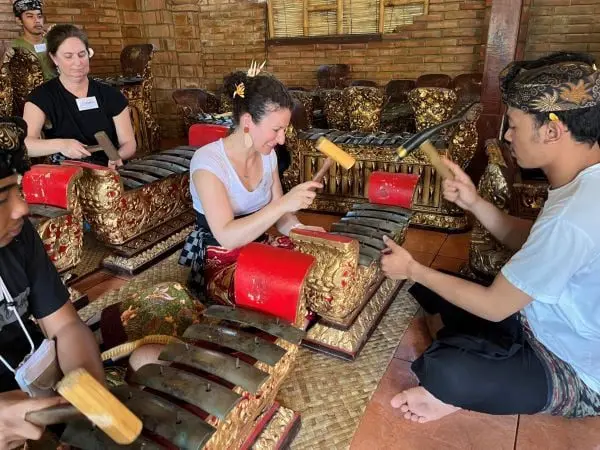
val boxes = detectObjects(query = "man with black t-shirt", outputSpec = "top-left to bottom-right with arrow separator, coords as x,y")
0,117 -> 103,449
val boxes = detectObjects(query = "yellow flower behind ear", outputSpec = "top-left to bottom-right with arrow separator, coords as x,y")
233,82 -> 245,99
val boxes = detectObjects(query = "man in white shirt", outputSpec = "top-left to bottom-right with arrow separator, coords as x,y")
381,52 -> 600,422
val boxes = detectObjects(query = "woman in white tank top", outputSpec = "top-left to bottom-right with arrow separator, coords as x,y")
180,68 -> 323,305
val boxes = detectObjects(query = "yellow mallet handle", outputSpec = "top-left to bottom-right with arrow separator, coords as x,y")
419,141 -> 454,180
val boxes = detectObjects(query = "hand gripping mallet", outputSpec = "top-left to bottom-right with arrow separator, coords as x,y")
396,102 -> 484,180
24,368 -> 142,445
312,137 -> 356,183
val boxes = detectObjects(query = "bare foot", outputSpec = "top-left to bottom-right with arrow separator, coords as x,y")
390,387 -> 460,423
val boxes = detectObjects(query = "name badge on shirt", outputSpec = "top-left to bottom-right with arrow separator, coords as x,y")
76,96 -> 99,111
34,43 -> 47,53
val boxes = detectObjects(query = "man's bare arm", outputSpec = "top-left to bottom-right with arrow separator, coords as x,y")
381,237 -> 533,322
441,158 -> 533,251
409,262 -> 532,322
37,302 -> 104,383
469,197 -> 534,251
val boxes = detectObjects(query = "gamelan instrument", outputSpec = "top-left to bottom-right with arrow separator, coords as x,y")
25,309 -> 304,449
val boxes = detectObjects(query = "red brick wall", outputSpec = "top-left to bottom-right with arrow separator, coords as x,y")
2,0 -> 600,139
0,2 -> 21,57
269,0 -> 488,88
524,0 -> 600,61
110,0 -> 268,138
0,1 -> 123,75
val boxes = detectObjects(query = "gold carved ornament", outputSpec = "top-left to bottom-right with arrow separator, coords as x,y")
345,86 -> 385,132
289,231 -> 378,324
35,178 -> 84,272
2,47 -> 44,116
468,139 -> 514,278
76,167 -> 191,246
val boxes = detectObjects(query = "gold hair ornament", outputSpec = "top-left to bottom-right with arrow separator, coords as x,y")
247,59 -> 266,77
549,112 -> 559,122
233,83 -> 245,99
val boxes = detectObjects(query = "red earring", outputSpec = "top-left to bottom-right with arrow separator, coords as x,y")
243,126 -> 249,133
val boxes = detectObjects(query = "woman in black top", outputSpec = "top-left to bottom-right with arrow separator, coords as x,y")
23,24 -> 136,168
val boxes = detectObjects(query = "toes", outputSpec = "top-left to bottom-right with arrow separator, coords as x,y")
403,411 -> 412,421
417,415 -> 428,424
400,405 -> 409,413
391,391 -> 408,409
410,413 -> 420,422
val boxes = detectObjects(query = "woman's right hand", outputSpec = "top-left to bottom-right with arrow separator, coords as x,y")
281,181 -> 323,213
441,158 -> 481,212
59,139 -> 92,159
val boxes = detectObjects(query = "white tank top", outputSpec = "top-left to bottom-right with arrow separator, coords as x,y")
189,139 -> 278,216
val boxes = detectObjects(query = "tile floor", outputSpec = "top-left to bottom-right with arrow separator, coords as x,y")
72,212 -> 600,450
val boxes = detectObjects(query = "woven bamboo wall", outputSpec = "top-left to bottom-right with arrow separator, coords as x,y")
269,0 -> 428,38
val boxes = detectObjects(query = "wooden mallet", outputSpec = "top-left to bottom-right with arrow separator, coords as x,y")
396,102 -> 483,180
312,137 -> 356,183
24,368 -> 142,445
94,131 -> 122,163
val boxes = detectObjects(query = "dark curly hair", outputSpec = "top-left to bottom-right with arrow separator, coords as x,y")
223,71 -> 294,126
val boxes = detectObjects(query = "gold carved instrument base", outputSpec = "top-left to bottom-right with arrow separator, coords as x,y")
292,203 -> 412,360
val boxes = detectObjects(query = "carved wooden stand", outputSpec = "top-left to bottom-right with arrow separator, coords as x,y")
291,202 -> 412,360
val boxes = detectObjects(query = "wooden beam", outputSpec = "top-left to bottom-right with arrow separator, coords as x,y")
471,0 -> 527,182
384,0 -> 426,6
337,0 -> 343,34
267,0 -> 275,39
307,5 -> 336,12
267,33 -> 383,46
303,0 -> 309,36
379,0 -> 385,33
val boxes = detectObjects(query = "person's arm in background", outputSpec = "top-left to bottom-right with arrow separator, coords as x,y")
37,302 -> 104,383
23,220 -> 103,382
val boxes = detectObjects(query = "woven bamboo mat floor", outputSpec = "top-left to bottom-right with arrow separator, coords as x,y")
279,282 -> 418,450
66,233 -> 112,280
76,253 -> 419,450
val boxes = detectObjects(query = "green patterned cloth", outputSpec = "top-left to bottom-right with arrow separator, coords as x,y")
118,281 -> 204,341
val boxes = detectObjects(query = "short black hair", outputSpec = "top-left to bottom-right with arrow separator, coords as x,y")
46,24 -> 89,56
224,71 -> 294,126
531,107 -> 600,146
